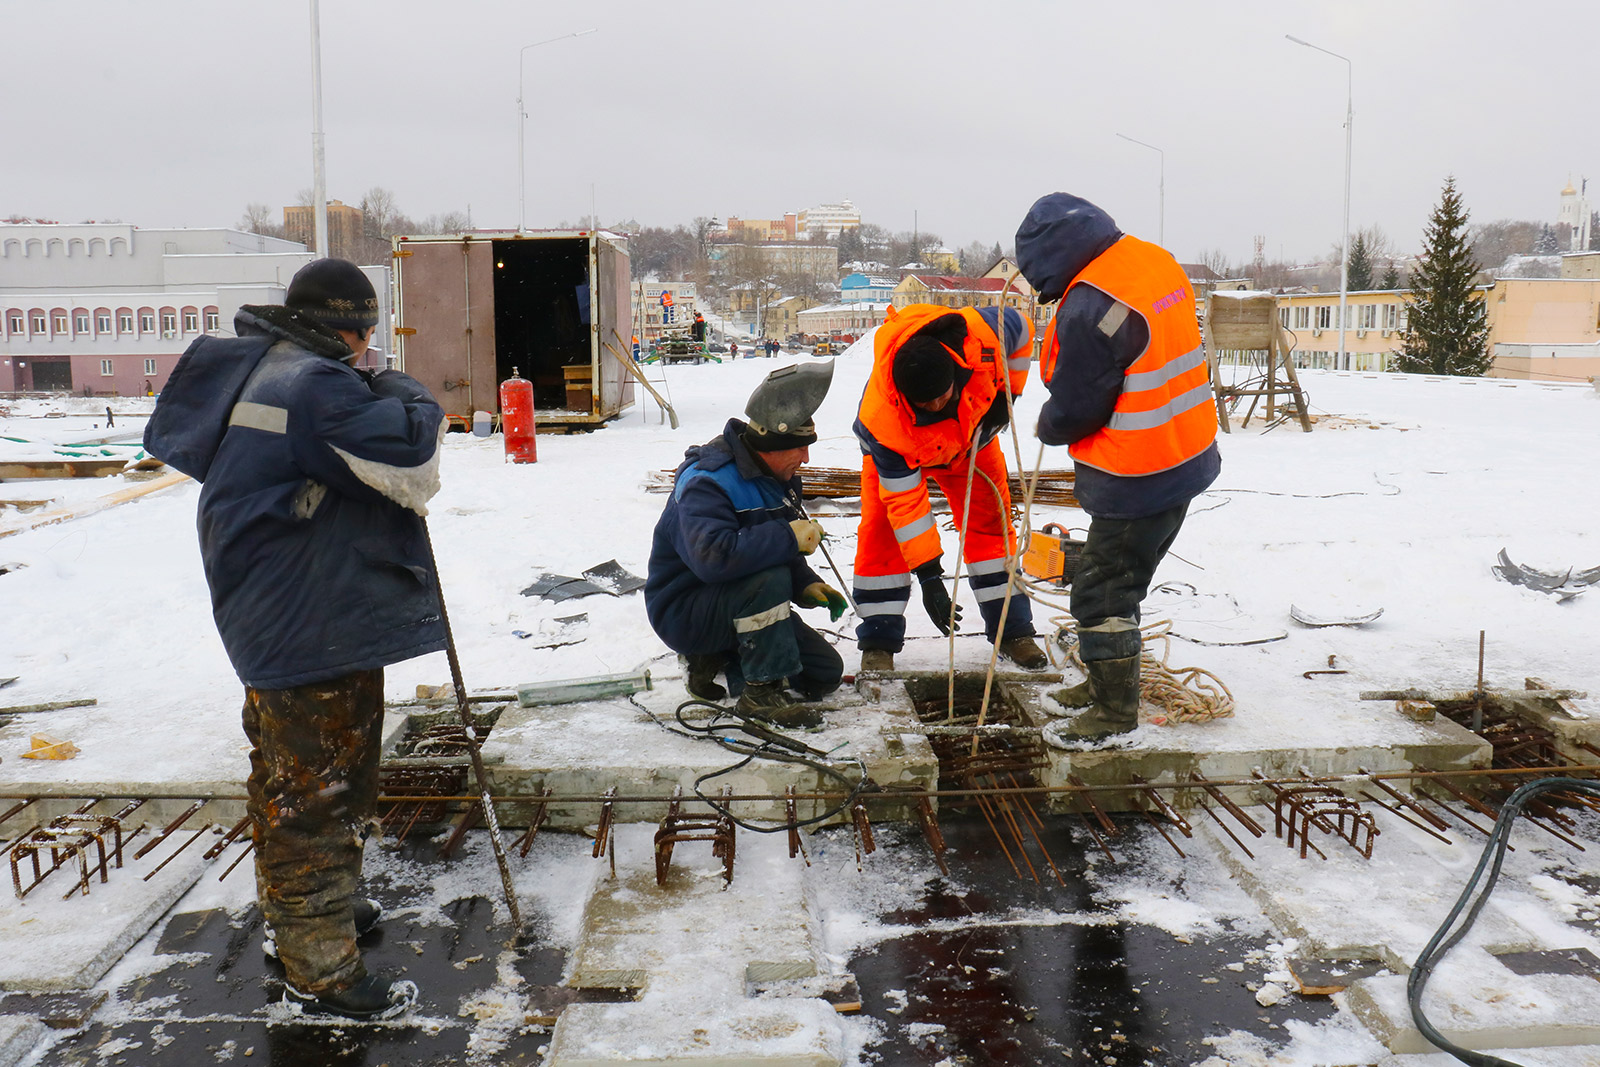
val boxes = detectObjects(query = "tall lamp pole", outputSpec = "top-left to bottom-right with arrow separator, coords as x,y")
308,0 -> 328,257
1287,34 -> 1352,371
1115,133 -> 1164,246
518,29 -> 597,233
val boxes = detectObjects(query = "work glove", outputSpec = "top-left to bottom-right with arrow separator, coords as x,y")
914,560 -> 962,636
979,392 -> 1011,436
799,582 -> 848,622
789,518 -> 824,555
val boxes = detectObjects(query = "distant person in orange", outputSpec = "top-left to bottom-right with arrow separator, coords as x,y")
660,289 -> 675,325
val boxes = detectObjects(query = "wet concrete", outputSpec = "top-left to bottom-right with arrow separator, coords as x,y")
840,815 -> 1339,1066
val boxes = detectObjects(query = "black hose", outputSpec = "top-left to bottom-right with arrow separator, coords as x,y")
1408,777 -> 1600,1066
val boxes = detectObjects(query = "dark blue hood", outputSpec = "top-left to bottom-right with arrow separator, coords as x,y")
1014,193 -> 1123,304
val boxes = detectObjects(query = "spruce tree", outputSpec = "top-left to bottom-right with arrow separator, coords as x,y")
1379,262 -> 1400,290
1397,176 -> 1490,376
1534,224 -> 1559,255
1347,233 -> 1373,291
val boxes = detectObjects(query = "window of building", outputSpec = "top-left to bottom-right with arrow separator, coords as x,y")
100,359 -> 114,376
97,313 -> 111,332
183,311 -> 198,333
205,310 -> 219,331
7,315 -> 21,334
1293,306 -> 1310,329
140,312 -> 155,332
1358,304 -> 1377,329
144,358 -> 158,375
119,312 -> 134,332
75,313 -> 90,332
161,313 -> 177,337
33,315 -> 47,333
1384,304 -> 1399,330
1315,305 -> 1333,329
54,315 -> 68,332
1279,308 -> 1291,327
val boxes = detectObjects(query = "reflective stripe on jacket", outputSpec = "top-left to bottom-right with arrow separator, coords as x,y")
854,304 -> 1031,570
1041,236 -> 1216,477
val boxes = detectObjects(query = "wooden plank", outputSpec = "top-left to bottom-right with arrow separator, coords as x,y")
0,460 -> 130,480
0,471 -> 189,540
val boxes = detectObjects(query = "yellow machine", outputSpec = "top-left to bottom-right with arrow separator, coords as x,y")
1020,523 -> 1086,586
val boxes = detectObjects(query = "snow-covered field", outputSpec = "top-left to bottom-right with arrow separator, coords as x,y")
2,345 -> 1599,1063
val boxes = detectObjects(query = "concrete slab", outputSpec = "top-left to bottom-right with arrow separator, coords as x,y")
1020,681 -> 1493,813
546,999 -> 843,1067
0,1017 -> 46,1067
569,827 -> 822,990
479,685 -> 937,827
0,832 -> 217,991
1348,964 -> 1600,1054
1195,806 -> 1543,971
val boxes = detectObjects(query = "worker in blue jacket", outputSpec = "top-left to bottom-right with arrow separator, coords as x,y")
144,259 -> 444,1021
645,362 -> 844,726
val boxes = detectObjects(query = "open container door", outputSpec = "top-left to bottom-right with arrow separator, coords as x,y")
393,236 -> 497,419
594,234 -> 635,417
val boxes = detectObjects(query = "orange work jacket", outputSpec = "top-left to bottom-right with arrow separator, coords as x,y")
1040,236 -> 1215,477
859,304 -> 1031,472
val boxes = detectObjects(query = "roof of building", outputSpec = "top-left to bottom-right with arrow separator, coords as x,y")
1178,263 -> 1223,282
900,274 -> 1007,292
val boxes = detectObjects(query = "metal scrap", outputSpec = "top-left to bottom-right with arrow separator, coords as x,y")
654,786 -> 736,886
1492,548 -> 1600,601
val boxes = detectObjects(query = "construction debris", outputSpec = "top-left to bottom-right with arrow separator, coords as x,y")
1289,604 -> 1384,627
520,560 -> 645,602
20,734 -> 78,760
1492,548 -> 1600,600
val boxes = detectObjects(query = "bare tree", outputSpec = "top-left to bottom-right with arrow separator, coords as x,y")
1469,219 -> 1543,272
238,203 -> 283,239
1196,248 -> 1232,277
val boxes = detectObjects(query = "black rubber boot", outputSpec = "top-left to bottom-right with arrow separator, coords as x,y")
284,973 -> 418,1020
685,654 -> 728,701
737,680 -> 821,729
1051,655 -> 1142,742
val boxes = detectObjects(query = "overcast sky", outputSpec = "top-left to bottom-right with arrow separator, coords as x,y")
5,0 -> 1595,267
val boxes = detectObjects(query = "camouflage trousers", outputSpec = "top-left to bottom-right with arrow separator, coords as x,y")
242,669 -> 384,996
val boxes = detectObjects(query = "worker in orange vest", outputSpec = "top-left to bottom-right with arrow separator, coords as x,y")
1015,192 -> 1220,741
851,304 -> 1049,674
659,289 -> 675,325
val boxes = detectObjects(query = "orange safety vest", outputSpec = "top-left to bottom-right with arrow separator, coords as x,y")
859,304 -> 1031,470
1040,236 -> 1215,477
660,291 -> 674,306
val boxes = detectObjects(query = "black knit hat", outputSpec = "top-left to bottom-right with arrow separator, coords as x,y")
892,335 -> 958,403
286,258 -> 379,331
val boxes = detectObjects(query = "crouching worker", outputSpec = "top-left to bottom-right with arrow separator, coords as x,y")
1014,193 -> 1221,741
645,362 -> 845,728
144,259 -> 446,1020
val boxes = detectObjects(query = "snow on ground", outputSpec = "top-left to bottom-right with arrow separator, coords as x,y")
3,350 -> 1600,1063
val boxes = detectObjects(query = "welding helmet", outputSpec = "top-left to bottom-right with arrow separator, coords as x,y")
744,360 -> 834,452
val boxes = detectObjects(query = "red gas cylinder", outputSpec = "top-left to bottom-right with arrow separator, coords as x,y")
499,366 -> 538,463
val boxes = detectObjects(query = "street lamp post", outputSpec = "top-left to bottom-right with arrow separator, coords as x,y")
1115,133 -> 1164,246
518,29 -> 597,233
1287,34 -> 1353,371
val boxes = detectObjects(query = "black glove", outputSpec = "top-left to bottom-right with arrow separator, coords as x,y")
914,560 -> 962,636
980,392 -> 1010,435
368,369 -> 436,405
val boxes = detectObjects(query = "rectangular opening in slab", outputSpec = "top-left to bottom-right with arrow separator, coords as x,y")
1433,696 -> 1567,768
901,674 -> 1046,819
902,673 -> 1028,726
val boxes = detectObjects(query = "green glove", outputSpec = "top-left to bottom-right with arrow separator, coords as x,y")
800,581 -> 848,622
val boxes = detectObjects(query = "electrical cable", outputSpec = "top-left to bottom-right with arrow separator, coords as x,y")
1407,777 -> 1600,1067
630,694 -> 872,833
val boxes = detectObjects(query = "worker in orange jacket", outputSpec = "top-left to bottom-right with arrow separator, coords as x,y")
851,304 -> 1048,673
1015,192 -> 1221,741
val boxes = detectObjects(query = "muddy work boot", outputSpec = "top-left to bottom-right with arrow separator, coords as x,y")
998,635 -> 1049,671
858,649 -> 895,674
737,680 -> 822,729
684,654 -> 728,702
284,973 -> 418,1021
264,898 -> 383,961
1050,655 -> 1142,742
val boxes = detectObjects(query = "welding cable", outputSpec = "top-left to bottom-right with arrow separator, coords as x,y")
1407,777 -> 1600,1067
632,694 -> 872,833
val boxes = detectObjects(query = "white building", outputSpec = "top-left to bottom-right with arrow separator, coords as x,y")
1559,179 -> 1591,252
796,301 -> 889,340
798,199 -> 861,240
0,224 -> 388,395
